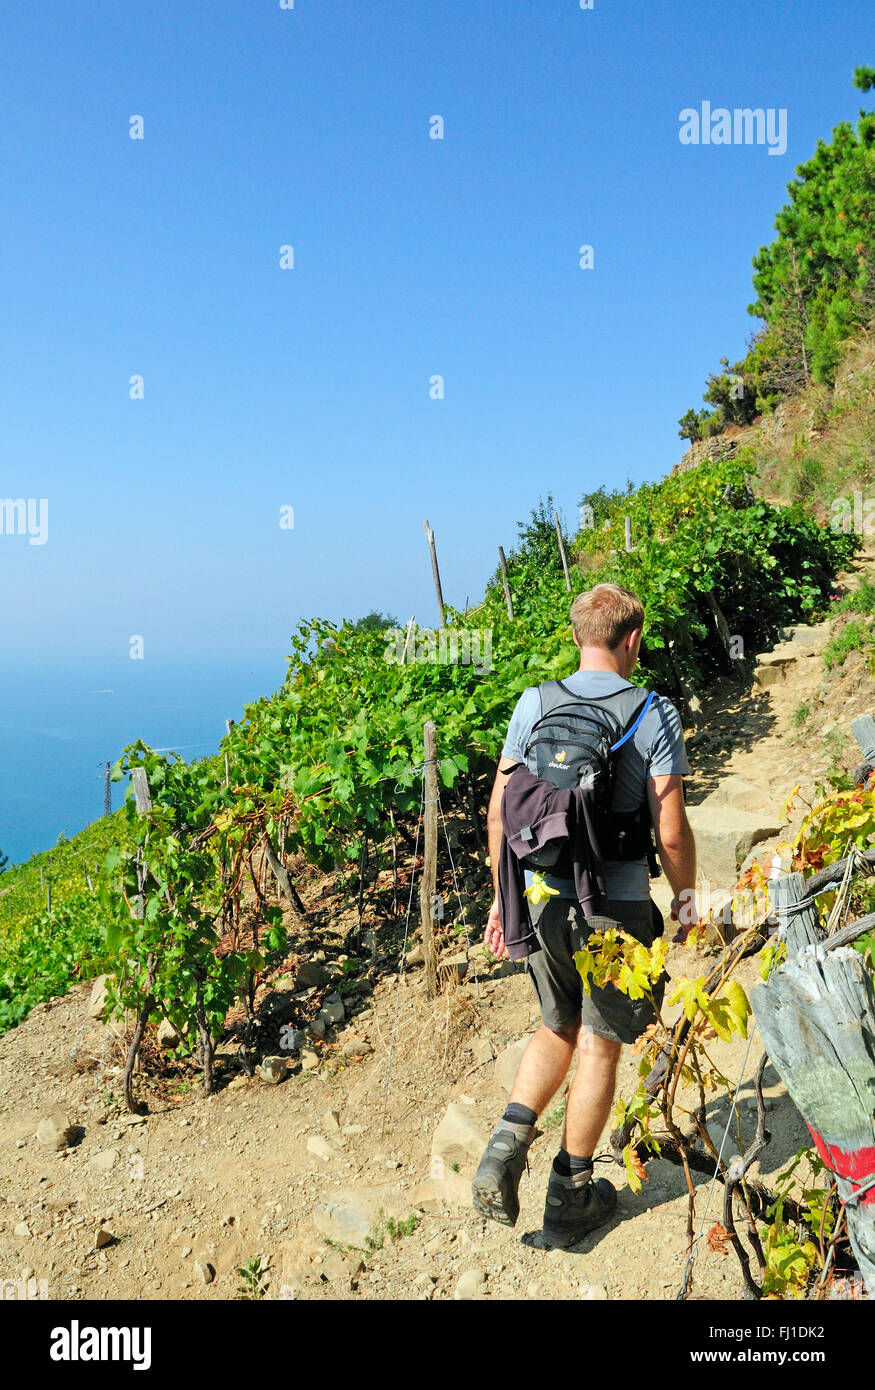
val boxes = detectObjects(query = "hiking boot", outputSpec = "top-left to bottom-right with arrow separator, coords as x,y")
541,1166 -> 617,1249
471,1120 -> 536,1227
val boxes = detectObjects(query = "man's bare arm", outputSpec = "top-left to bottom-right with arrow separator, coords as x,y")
647,773 -> 698,938
484,756 -> 519,957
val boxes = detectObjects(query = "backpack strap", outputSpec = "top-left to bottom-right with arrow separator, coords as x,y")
538,679 -> 656,744
610,689 -> 657,752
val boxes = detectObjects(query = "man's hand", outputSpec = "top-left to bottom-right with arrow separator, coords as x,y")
670,894 -> 699,945
648,774 -> 698,946
484,898 -> 509,959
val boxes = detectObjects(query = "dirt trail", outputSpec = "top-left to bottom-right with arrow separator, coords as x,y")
1,546 -> 873,1303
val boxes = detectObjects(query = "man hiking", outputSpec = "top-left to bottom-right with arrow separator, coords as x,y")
472,581 -> 697,1248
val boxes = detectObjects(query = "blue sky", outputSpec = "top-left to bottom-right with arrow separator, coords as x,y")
1,0 -> 871,664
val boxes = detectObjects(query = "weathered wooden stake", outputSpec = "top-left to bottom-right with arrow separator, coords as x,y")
423,521 -> 446,629
554,512 -> 571,591
706,592 -> 736,667
135,847 -> 146,920
418,721 -> 439,999
769,872 -> 824,957
497,546 -> 514,620
130,768 -> 152,920
624,515 -> 634,552
389,808 -> 399,918
752,944 -> 875,1296
356,838 -> 367,946
103,762 -> 112,817
224,718 -> 235,788
131,768 -> 153,815
400,615 -> 416,665
666,641 -> 702,723
852,715 -> 875,781
264,837 -> 293,903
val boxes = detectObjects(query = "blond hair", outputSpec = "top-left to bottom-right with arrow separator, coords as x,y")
570,583 -> 644,650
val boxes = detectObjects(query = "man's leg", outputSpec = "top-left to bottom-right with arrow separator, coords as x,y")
472,897 -> 580,1228
538,1028 -> 622,1247
471,1021 -> 576,1227
507,1022 -> 578,1116
562,1029 -> 622,1159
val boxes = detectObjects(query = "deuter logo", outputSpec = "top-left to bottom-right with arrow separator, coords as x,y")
49,1320 -> 151,1371
548,750 -> 568,769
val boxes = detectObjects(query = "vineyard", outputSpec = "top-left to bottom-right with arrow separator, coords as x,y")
0,455 -> 853,1043
0,455 -> 855,1036
1,446 -> 872,1301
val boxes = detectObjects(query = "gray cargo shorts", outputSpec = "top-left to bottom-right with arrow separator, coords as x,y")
524,896 -> 667,1045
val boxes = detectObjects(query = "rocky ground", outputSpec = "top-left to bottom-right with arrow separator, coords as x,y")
1,545 -> 872,1304
0,947 -> 797,1304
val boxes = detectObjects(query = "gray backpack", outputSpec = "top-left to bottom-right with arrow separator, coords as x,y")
522,680 -> 658,874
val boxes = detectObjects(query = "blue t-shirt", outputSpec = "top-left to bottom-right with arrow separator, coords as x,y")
501,670 -> 690,901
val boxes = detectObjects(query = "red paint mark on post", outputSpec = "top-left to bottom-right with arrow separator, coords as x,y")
807,1126 -> 875,1207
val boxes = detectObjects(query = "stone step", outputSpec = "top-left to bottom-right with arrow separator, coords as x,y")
689,774 -> 773,815
754,622 -> 829,686
686,802 -> 782,890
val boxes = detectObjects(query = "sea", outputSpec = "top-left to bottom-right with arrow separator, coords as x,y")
0,655 -> 288,866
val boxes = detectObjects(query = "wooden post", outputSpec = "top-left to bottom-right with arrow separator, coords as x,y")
624,516 -> 634,552
131,768 -> 152,815
389,807 -> 399,919
400,615 -> 416,665
264,837 -> 293,902
497,546 -> 514,620
418,721 -> 439,999
554,512 -> 571,591
224,719 -> 235,788
706,592 -> 736,666
852,715 -> 875,761
769,872 -> 824,957
751,944 -> 875,1296
130,768 -> 152,920
135,847 -> 146,920
666,641 -> 702,722
356,838 -> 367,947
423,522 -> 446,629
46,881 -> 51,913
103,762 -> 112,817
852,716 -> 875,785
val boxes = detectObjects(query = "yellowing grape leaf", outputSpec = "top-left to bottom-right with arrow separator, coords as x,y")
779,784 -> 802,824
722,980 -> 750,1038
524,872 -> 560,906
574,948 -> 596,997
684,923 -> 706,950
667,975 -> 708,1022
623,1142 -> 648,1194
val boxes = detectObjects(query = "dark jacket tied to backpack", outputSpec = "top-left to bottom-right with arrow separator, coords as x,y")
497,679 -> 660,961
498,764 -> 608,960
